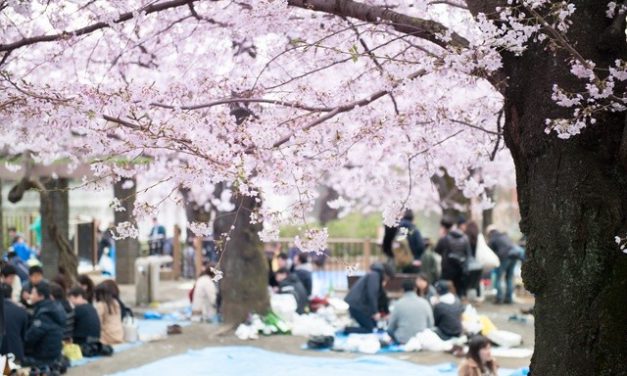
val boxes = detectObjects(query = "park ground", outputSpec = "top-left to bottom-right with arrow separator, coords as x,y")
66,279 -> 535,375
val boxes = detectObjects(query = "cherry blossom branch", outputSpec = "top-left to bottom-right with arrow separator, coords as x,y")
0,0 -> 201,54
287,0 -> 470,50
150,98 -> 334,112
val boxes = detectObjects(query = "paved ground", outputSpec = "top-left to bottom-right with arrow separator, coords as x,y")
66,279 -> 534,375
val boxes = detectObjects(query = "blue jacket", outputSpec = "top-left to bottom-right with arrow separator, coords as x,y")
11,243 -> 32,263
25,299 -> 65,361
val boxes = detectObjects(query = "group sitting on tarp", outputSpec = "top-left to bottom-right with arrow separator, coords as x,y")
0,266 -> 135,375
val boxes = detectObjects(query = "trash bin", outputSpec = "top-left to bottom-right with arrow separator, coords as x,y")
135,257 -> 151,305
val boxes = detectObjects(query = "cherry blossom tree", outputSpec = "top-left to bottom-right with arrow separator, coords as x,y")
0,1 -> 625,373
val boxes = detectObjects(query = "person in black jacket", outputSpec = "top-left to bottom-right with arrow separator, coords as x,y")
275,268 -> 308,314
487,226 -> 519,304
434,218 -> 472,298
432,280 -> 464,340
50,282 -> 75,342
68,287 -> 101,346
293,253 -> 313,296
0,283 -> 28,364
23,283 -> 66,368
344,263 -> 394,334
382,210 -> 425,272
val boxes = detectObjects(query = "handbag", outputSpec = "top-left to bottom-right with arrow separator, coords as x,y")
123,315 -> 139,342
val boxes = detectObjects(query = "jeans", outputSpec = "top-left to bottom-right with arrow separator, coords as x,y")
495,258 -> 516,302
345,307 -> 376,334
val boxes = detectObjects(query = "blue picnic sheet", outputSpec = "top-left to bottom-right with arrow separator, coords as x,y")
71,319 -> 190,367
110,346 -> 528,376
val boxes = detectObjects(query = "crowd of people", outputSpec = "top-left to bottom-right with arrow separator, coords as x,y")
0,264 -> 132,375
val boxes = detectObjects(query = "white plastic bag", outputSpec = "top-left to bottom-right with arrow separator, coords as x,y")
271,293 -> 298,322
413,329 -> 453,352
486,329 -> 522,348
123,316 -> 138,342
476,233 -> 500,271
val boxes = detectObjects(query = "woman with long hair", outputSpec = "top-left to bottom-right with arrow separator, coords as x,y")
94,283 -> 124,344
458,335 -> 498,376
100,278 -> 133,319
77,274 -> 95,304
191,265 -> 218,322
415,273 -> 436,303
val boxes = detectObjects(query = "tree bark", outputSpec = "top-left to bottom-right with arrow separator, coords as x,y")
501,4 -> 627,375
113,178 -> 140,284
214,193 -> 269,325
40,178 -> 75,279
314,185 -> 340,225
0,178 -> 4,251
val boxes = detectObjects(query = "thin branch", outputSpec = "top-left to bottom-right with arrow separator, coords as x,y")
150,97 -> 334,112
0,0 -> 201,53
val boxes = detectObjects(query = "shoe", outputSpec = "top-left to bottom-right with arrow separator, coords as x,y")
167,324 -> 183,335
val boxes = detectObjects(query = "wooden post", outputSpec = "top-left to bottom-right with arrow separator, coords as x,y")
363,238 -> 371,271
193,235 -> 203,277
173,225 -> 181,279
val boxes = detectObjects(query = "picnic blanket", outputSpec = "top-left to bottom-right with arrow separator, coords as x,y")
110,346 -> 527,376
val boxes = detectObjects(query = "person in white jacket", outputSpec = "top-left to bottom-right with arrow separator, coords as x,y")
191,266 -> 217,322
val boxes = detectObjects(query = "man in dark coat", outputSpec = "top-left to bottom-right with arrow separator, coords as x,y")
382,210 -> 425,272
487,226 -> 519,304
434,218 -> 472,298
0,283 -> 28,363
293,253 -> 313,296
344,263 -> 394,333
275,268 -> 308,314
24,283 -> 65,367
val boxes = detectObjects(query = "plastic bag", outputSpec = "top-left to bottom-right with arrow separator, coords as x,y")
123,316 -> 139,342
271,293 -> 298,322
476,233 -> 500,271
62,343 -> 83,361
413,329 -> 453,352
486,329 -> 522,348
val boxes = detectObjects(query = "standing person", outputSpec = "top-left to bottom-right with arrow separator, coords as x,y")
148,217 -> 166,255
191,265 -> 218,322
344,263 -> 394,334
458,335 -> 499,376
420,238 -> 440,284
1,265 -> 22,303
432,280 -> 464,340
94,283 -> 124,345
293,253 -> 313,297
78,274 -> 95,304
24,283 -> 65,369
382,209 -> 425,272
464,221 -> 484,301
10,236 -> 33,263
487,226 -> 517,304
387,279 -> 434,344
434,218 -> 472,298
68,287 -> 101,346
0,283 -> 28,364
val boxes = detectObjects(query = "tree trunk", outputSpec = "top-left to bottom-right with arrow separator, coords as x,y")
481,188 -> 494,233
314,185 -> 340,225
214,193 -> 269,325
502,4 -> 627,374
113,178 -> 140,284
0,178 -> 4,251
431,170 -> 470,220
40,178 -> 76,279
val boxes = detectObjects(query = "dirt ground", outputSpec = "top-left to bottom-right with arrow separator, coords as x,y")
66,280 -> 534,375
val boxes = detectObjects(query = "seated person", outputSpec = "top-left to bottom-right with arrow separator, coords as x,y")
68,287 -> 101,346
387,279 -> 434,344
415,273 -> 437,304
344,263 -> 394,334
20,265 -> 46,309
7,251 -> 29,283
100,279 -> 133,319
0,283 -> 28,364
94,283 -> 124,345
24,283 -> 66,368
50,282 -> 75,342
274,267 -> 308,314
1,265 -> 22,303
432,280 -> 464,340
191,265 -> 218,322
293,253 -> 313,296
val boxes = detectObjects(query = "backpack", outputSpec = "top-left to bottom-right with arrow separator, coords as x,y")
392,232 -> 414,269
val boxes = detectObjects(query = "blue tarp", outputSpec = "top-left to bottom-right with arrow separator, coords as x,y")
110,346 -> 526,376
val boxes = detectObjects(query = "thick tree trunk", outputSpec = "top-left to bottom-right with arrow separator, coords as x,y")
314,185 -> 340,225
214,194 -> 269,325
502,4 -> 627,374
431,170 -> 470,220
0,178 -> 4,251
40,178 -> 76,279
113,178 -> 140,284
